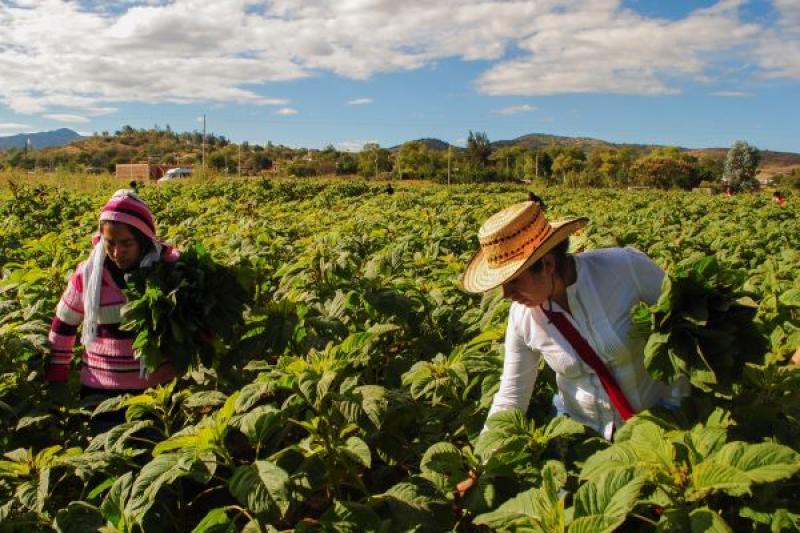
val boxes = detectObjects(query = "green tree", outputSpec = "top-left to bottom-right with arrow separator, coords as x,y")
631,155 -> 698,189
357,143 -> 392,178
492,146 -> 529,181
208,151 -> 228,172
247,152 -> 273,173
696,155 -> 724,183
551,152 -> 585,186
724,140 -> 761,191
466,131 -> 491,168
395,141 -> 444,180
335,153 -> 358,175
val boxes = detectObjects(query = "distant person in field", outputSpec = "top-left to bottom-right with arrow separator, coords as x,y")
46,190 -> 180,413
773,190 -> 786,206
456,201 -> 688,494
385,182 -> 395,195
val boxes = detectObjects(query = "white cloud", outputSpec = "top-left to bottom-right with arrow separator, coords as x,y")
0,122 -> 32,130
0,0 -> 795,118
275,107 -> 298,115
334,139 -> 381,152
334,140 -> 368,152
477,1 -> 760,96
710,91 -> 751,96
752,0 -> 800,79
347,98 -> 373,105
494,104 -> 537,115
43,113 -> 90,123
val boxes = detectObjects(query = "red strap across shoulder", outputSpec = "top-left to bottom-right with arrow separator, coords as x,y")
541,306 -> 636,421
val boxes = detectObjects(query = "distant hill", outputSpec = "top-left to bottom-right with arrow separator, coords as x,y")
389,138 -> 452,151
494,133 -> 660,153
397,133 -> 800,175
0,128 -> 83,150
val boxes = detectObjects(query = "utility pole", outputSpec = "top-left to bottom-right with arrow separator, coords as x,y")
202,114 -> 206,174
447,144 -> 451,185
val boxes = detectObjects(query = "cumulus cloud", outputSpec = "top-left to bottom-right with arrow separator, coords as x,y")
347,98 -> 373,105
494,104 -> 537,115
0,0 -> 795,119
43,113 -> 90,123
477,1 -> 760,96
275,107 -> 298,115
753,0 -> 800,79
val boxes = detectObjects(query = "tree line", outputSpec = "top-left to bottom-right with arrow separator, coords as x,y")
0,126 -> 771,191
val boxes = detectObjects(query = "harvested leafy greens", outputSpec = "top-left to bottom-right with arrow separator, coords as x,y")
121,243 -> 251,374
632,255 -> 766,397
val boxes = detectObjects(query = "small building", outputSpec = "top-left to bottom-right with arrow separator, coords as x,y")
115,163 -> 191,180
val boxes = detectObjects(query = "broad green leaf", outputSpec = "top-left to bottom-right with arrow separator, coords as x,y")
355,385 -> 390,430
184,391 -> 228,410
53,501 -> 105,533
101,472 -> 134,529
779,288 -> 800,308
125,453 -> 191,520
542,415 -> 585,441
740,506 -> 800,532
474,409 -> 532,460
569,468 -> 645,533
689,461 -> 751,499
237,405 -> 282,447
228,460 -> 290,517
103,420 -> 156,453
319,500 -> 386,533
419,442 -> 462,476
583,421 -> 674,481
475,463 -> 566,533
376,478 -> 451,533
153,435 -> 199,456
344,436 -> 371,469
682,425 -> 729,466
192,507 -> 236,533
687,507 -> 732,532
473,487 -> 543,531
711,442 -> 800,485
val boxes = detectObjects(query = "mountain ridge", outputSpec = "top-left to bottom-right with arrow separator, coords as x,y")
0,128 -> 83,150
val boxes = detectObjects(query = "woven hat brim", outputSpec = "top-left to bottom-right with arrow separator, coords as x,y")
461,217 -> 588,293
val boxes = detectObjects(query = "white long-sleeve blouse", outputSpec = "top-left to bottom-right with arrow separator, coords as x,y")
487,247 -> 679,439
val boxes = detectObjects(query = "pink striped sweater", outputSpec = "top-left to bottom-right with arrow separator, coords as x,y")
46,246 -> 180,390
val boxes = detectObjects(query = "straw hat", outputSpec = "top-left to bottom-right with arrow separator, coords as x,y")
462,201 -> 588,293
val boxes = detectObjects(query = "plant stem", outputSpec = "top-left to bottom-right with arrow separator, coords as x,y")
631,512 -> 659,526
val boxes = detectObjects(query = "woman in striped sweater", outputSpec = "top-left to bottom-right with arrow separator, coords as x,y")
46,189 -> 179,398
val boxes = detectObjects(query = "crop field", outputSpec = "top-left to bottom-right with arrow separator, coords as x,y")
0,178 -> 799,532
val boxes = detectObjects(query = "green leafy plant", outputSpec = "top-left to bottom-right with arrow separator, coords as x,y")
121,244 -> 251,374
633,255 -> 766,396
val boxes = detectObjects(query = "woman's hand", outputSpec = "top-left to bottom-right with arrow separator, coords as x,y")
455,470 -> 478,497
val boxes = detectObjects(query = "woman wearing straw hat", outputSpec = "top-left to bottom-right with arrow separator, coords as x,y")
461,201 -> 685,443
45,190 -> 180,419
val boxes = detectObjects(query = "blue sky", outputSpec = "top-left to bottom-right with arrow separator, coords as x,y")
0,0 -> 798,152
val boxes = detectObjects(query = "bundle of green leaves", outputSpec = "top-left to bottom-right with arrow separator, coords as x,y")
632,255 -> 766,397
121,243 -> 251,375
